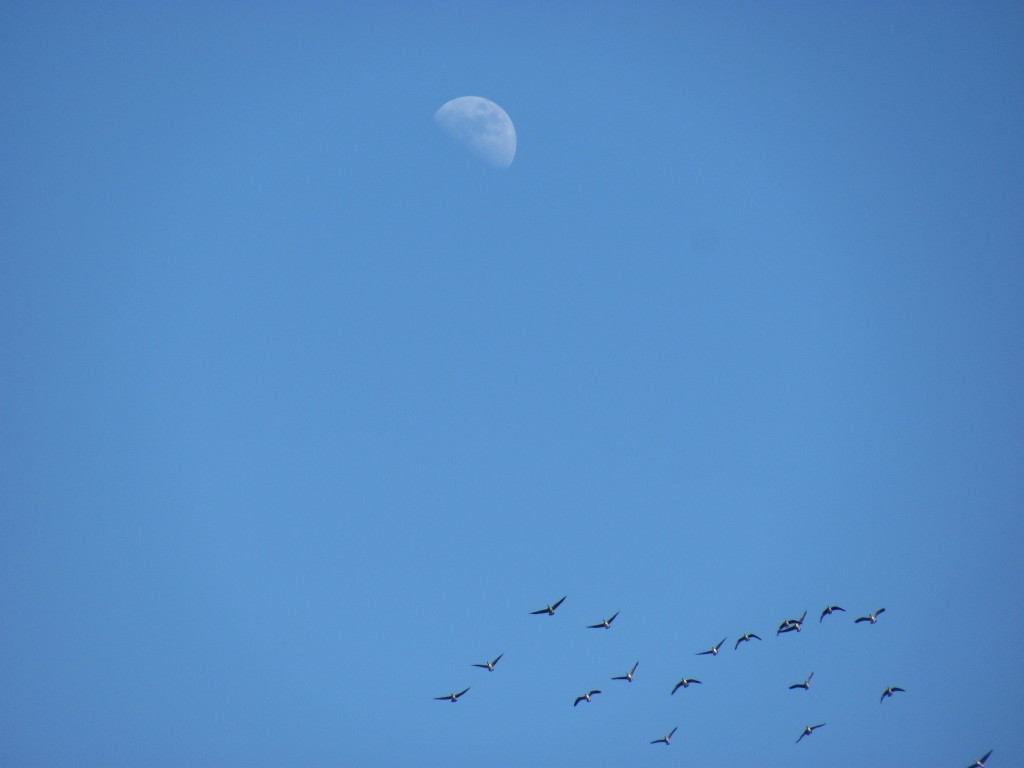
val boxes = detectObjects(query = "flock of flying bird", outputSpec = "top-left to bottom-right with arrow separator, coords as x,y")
434,597 -> 994,765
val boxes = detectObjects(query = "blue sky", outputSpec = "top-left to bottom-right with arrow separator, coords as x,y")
2,2 -> 1022,766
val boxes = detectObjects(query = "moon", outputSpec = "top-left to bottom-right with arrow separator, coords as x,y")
434,96 -> 516,169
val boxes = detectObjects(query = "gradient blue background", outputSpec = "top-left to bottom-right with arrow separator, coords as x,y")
2,2 -> 1021,766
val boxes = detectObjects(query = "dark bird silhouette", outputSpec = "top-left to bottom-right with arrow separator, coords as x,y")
573,690 -> 601,706
587,611 -> 619,629
820,605 -> 845,622
880,686 -> 905,702
530,596 -> 566,616
472,654 -> 503,671
671,678 -> 701,694
796,723 -> 825,743
777,611 -> 807,635
435,687 -> 470,702
697,637 -> 727,656
735,633 -> 762,649
612,661 -> 638,682
789,672 -> 814,690
650,727 -> 678,745
967,750 -> 993,767
855,608 -> 886,624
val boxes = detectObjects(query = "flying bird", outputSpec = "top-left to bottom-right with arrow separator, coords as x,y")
777,611 -> 807,635
671,678 -> 701,694
789,672 -> 814,691
880,686 -> 905,702
697,637 -> 727,656
530,596 -> 566,616
650,727 -> 678,745
612,661 -> 638,682
434,687 -> 470,702
820,605 -> 845,622
587,611 -> 619,629
472,654 -> 503,671
574,690 -> 601,707
735,633 -> 762,649
967,750 -> 993,767
855,608 -> 886,624
796,723 -> 826,743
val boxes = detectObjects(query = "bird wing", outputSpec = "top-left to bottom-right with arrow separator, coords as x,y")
434,695 -> 452,700
751,633 -> 761,640
472,664 -> 487,669
492,654 -> 503,665
668,727 -> 677,738
650,738 -> 665,744
892,686 -> 904,693
855,616 -> 868,622
607,611 -> 619,624
789,683 -> 803,689
715,637 -> 726,650
612,675 -> 627,681
551,596 -> 566,610
808,672 -> 814,682
630,662 -> 638,673
690,679 -> 702,684
734,637 -> 743,649
696,649 -> 712,655
586,622 -> 603,628
820,608 -> 828,621
455,687 -> 470,698
574,697 -> 584,706
590,690 -> 601,696
979,750 -> 993,765
671,682 -> 682,694
530,608 -> 549,614
796,732 -> 806,743
875,607 -> 886,615
813,723 -> 825,729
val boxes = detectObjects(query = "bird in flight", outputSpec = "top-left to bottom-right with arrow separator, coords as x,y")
472,654 -> 503,672
612,661 -> 638,682
671,678 -> 701,694
530,596 -> 566,616
855,608 -> 886,624
967,750 -> 993,767
796,723 -> 825,743
777,611 -> 807,635
735,633 -> 761,649
820,605 -> 845,622
434,687 -> 470,702
880,686 -> 905,702
789,672 -> 814,691
697,637 -> 727,656
573,690 -> 601,707
587,611 -> 619,629
650,726 -> 677,745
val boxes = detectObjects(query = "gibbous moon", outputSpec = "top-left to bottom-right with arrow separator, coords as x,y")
434,96 -> 516,169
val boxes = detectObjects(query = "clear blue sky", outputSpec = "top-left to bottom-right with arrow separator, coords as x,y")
2,2 -> 1022,766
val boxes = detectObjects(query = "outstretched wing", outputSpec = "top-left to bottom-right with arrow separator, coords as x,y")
551,596 -> 566,610
574,696 -> 585,707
